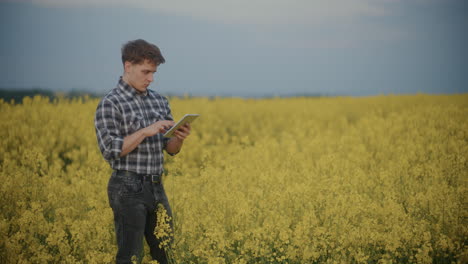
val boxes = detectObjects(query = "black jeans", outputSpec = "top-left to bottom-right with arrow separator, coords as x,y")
107,170 -> 173,264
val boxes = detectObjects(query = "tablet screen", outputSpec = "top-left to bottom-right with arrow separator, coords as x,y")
163,114 -> 199,138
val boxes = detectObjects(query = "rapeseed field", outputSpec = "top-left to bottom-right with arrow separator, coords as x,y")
0,94 -> 466,263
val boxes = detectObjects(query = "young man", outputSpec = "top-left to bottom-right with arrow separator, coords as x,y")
94,39 -> 190,264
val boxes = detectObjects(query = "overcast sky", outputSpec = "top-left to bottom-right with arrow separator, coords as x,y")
0,0 -> 467,97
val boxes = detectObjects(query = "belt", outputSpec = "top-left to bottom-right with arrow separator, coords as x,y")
114,170 -> 162,184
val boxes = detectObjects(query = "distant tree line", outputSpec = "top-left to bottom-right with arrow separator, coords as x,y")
0,89 -> 100,104
0,88 -> 331,103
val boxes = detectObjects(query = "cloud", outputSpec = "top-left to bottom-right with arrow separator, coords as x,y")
29,0 -> 391,25
23,0 -> 410,50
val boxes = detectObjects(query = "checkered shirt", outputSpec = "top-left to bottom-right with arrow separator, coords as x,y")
94,77 -> 174,175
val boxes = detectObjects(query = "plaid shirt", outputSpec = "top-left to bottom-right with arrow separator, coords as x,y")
94,77 -> 174,175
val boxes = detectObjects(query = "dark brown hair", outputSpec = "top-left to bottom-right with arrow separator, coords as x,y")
121,39 -> 166,65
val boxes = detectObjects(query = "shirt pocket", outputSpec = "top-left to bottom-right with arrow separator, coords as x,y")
149,110 -> 167,123
121,113 -> 143,135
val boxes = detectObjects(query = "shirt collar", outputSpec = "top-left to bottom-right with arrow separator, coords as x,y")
118,76 -> 148,97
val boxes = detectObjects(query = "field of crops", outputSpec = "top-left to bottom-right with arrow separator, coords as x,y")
0,94 -> 467,263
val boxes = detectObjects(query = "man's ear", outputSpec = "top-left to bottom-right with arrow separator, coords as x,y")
124,61 -> 132,73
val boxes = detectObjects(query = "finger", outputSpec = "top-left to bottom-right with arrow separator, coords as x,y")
177,127 -> 190,134
175,130 -> 188,137
165,121 -> 175,128
166,121 -> 175,126
174,130 -> 188,139
176,130 -> 189,138
174,133 -> 185,140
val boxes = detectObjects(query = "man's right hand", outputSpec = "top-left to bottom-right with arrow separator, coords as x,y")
143,120 -> 175,137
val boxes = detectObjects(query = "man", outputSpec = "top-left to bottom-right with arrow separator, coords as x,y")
94,39 -> 190,264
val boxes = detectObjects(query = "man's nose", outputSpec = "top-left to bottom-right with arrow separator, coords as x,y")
147,74 -> 154,82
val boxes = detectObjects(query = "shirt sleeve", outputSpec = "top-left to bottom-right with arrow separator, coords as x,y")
162,97 -> 179,156
94,98 -> 124,162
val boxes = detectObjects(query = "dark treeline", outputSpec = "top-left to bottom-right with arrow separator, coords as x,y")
0,88 -> 331,104
0,89 -> 100,104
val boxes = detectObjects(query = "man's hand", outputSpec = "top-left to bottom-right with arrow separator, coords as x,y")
120,120 -> 175,158
173,123 -> 191,141
165,123 -> 191,155
143,120 -> 175,137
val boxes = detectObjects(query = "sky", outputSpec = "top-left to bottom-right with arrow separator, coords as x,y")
0,0 -> 467,97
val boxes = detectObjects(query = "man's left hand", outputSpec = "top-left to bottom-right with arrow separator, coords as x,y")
173,123 -> 191,141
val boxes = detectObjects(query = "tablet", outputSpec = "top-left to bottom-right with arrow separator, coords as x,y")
163,114 -> 199,138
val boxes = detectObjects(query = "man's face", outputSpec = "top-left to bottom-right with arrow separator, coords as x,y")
124,60 -> 158,93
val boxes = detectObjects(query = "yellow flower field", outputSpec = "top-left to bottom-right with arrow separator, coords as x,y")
0,94 -> 467,263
